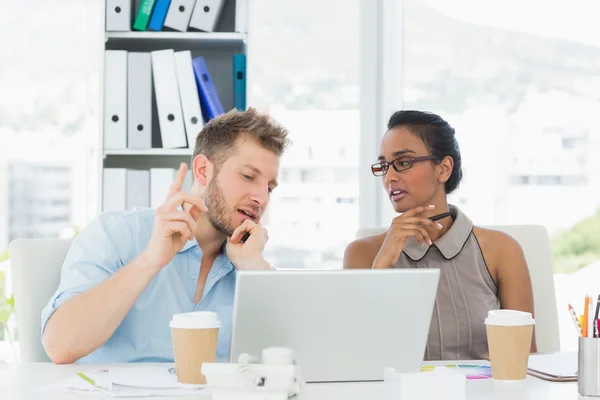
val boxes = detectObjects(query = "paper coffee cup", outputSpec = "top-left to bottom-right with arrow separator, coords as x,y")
485,310 -> 535,381
170,311 -> 221,387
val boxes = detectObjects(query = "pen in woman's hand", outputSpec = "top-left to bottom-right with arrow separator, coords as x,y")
429,212 -> 452,222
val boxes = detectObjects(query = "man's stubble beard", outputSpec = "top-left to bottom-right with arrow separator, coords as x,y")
205,176 -> 235,237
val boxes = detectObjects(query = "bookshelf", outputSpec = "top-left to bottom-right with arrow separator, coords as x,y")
105,31 -> 245,43
103,148 -> 194,156
99,0 -> 248,213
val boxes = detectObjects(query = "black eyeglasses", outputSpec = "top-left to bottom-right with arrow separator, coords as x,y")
371,155 -> 439,176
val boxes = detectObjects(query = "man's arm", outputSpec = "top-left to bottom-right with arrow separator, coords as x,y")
43,254 -> 160,364
43,163 -> 206,364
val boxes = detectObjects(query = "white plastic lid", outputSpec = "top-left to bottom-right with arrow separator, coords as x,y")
169,311 -> 221,329
484,309 -> 535,327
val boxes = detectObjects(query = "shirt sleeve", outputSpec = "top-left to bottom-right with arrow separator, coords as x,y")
40,212 -> 133,339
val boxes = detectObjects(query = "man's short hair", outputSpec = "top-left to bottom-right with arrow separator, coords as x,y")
193,108 -> 290,169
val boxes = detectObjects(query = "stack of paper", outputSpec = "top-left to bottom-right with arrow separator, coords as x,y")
39,365 -> 211,398
527,351 -> 578,381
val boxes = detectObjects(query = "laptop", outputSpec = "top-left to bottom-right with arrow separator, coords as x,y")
229,269 -> 440,383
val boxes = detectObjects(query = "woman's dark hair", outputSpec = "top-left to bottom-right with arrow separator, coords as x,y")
387,110 -> 463,194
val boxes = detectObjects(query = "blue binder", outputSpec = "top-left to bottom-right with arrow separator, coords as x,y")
233,54 -> 247,110
192,56 -> 225,121
147,0 -> 171,31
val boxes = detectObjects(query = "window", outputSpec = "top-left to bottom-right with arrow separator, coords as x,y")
300,169 -> 318,183
0,0 -> 102,361
333,168 -> 358,184
336,197 -> 356,204
250,0 -> 360,270
403,0 -> 600,352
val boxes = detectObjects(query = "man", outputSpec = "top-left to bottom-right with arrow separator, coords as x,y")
41,108 -> 290,364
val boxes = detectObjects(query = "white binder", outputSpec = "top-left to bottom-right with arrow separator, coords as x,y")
151,49 -> 187,149
127,52 -> 152,149
126,169 -> 150,210
105,0 -> 132,31
164,0 -> 196,32
150,168 -> 175,208
103,50 -> 128,149
189,0 -> 224,32
103,168 -> 127,212
174,51 -> 204,149
234,0 -> 248,33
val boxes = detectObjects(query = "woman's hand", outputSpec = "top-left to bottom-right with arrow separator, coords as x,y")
372,205 -> 443,269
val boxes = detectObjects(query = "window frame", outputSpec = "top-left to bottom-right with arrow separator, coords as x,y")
359,0 -> 406,230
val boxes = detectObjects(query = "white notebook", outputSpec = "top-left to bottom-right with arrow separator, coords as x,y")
527,351 -> 577,379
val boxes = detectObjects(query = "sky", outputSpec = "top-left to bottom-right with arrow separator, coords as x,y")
423,0 -> 600,47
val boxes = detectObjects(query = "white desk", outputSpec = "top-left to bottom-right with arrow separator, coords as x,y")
0,362 -> 581,399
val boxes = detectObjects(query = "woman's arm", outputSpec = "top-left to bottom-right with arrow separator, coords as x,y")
478,228 -> 537,352
343,236 -> 383,269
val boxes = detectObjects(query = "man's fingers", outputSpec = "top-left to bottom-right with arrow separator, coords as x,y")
230,220 -> 255,243
230,220 -> 258,243
165,221 -> 193,241
164,192 -> 208,215
186,200 -> 208,220
162,212 -> 196,238
167,163 -> 188,199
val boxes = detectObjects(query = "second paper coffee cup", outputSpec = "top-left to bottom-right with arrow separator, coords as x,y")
170,311 -> 221,387
485,309 -> 535,381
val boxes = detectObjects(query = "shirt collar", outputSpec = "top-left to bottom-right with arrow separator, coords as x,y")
179,238 -> 228,253
179,239 -> 198,253
178,238 -> 234,267
402,204 -> 473,261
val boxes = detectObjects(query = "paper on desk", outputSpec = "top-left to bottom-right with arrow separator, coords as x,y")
39,366 -> 210,398
109,365 -> 182,389
527,351 -> 578,378
40,369 -> 113,396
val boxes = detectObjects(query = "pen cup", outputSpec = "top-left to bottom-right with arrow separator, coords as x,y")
578,337 -> 600,397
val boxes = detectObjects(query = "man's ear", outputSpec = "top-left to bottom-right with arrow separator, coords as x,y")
192,154 -> 213,188
437,156 -> 454,185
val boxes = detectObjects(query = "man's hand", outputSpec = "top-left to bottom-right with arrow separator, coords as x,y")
226,220 -> 270,270
140,163 -> 208,271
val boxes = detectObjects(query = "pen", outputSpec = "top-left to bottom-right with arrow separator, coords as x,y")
588,296 -> 595,338
429,212 -> 452,222
568,304 -> 583,337
594,295 -> 600,337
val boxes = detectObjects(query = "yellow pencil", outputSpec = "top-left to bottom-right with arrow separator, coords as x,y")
584,296 -> 591,338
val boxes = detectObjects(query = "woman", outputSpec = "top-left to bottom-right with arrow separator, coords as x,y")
344,110 -> 536,360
